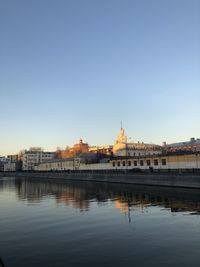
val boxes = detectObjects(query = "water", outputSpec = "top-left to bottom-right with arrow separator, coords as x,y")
0,177 -> 200,267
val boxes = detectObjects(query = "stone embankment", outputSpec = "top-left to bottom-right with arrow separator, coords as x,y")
1,171 -> 200,189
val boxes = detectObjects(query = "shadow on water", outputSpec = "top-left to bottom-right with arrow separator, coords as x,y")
1,177 -> 200,215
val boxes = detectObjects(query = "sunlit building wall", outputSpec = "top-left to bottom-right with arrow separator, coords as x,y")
89,145 -> 113,155
34,153 -> 200,171
113,128 -> 162,156
55,139 -> 89,158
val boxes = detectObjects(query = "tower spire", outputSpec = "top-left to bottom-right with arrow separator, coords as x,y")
121,120 -> 123,129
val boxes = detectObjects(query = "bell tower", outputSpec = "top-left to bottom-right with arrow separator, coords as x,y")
116,126 -> 127,144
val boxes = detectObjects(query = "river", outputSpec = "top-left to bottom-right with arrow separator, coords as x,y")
0,177 -> 200,266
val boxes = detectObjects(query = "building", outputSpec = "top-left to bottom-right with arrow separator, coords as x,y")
34,152 -> 110,171
113,127 -> 162,157
34,152 -> 200,171
110,152 -> 200,170
7,154 -> 19,162
34,154 -> 110,171
3,161 -> 22,172
89,145 -> 113,155
22,148 -> 55,171
55,139 -> 89,158
163,138 -> 200,153
0,156 -> 8,163
0,156 -> 9,172
73,139 -> 89,155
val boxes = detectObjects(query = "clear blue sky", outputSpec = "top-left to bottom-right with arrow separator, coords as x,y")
0,0 -> 200,155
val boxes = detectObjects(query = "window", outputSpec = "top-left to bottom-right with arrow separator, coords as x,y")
128,161 -> 131,166
134,161 -> 137,166
140,160 -> 144,166
154,159 -> 158,166
113,162 -> 116,167
147,160 -> 151,166
123,161 -> 126,166
162,159 -> 167,165
117,162 -> 120,167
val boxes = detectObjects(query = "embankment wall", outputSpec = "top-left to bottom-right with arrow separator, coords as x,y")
1,172 -> 200,189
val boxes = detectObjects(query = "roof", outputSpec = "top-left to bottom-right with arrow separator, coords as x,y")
166,139 -> 200,147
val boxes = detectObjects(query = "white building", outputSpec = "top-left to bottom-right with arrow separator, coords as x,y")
113,128 -> 162,157
22,148 -> 55,171
0,156 -> 8,163
34,157 -> 110,171
3,161 -> 17,172
0,156 -> 9,171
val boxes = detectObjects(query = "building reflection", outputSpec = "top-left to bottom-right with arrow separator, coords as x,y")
1,178 -> 200,215
0,257 -> 5,267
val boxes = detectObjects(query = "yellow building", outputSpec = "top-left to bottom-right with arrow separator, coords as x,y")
34,152 -> 200,171
110,153 -> 200,170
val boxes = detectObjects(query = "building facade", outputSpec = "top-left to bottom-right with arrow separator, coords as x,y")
34,152 -> 200,172
55,139 -> 89,158
113,128 -> 162,157
34,157 -> 110,171
22,148 -> 55,170
0,157 -> 9,171
4,161 -> 18,172
110,153 -> 200,170
7,154 -> 19,162
163,138 -> 200,153
89,145 -> 113,155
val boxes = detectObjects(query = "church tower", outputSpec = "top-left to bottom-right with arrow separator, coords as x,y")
113,126 -> 127,155
115,127 -> 127,144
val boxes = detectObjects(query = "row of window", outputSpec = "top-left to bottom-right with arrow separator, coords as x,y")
127,152 -> 158,156
44,163 -> 74,168
112,159 -> 167,167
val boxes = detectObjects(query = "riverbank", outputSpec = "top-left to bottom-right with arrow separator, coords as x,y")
1,171 -> 200,189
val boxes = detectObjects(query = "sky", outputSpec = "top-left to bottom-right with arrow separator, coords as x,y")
0,0 -> 200,155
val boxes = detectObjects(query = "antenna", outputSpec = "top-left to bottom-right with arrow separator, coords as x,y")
121,120 -> 123,129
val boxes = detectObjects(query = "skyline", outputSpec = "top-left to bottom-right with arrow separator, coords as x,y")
1,125 -> 200,156
1,0 -> 200,155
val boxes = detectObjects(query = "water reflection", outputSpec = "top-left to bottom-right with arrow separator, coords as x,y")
0,258 -> 5,267
1,177 -> 200,216
1,177 -> 200,267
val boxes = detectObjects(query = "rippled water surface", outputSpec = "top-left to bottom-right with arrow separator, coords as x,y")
0,177 -> 200,267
